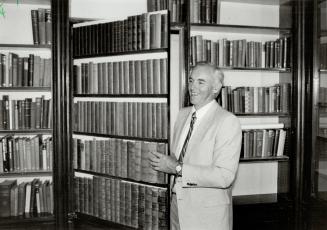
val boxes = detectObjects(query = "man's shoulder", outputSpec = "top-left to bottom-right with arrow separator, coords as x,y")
215,104 -> 240,123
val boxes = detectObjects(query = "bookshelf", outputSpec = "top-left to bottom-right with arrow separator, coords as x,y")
182,0 -> 293,211
0,0 -> 53,226
311,0 -> 327,204
69,1 -> 170,229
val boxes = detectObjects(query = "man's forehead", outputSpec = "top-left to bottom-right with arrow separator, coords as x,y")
190,67 -> 213,79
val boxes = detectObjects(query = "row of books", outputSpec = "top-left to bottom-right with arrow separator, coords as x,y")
31,8 -> 52,45
220,84 -> 291,114
147,0 -> 186,23
74,102 -> 167,139
0,96 -> 52,130
320,42 -> 327,69
190,0 -> 221,24
241,129 -> 287,159
319,128 -> 327,138
73,58 -> 167,95
0,179 -> 53,217
190,36 -> 291,68
73,138 -> 166,184
73,12 -> 168,57
169,0 -> 186,23
147,0 -> 168,12
0,135 -> 52,173
74,176 -> 168,229
319,87 -> 327,103
0,53 -> 52,87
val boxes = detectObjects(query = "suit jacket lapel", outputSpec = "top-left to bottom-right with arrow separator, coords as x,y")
172,108 -> 192,159
184,102 -> 220,162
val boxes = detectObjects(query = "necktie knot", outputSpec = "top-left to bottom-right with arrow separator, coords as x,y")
191,112 -> 197,125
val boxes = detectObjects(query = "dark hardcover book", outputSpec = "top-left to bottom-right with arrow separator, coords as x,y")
119,61 -> 125,94
105,178 -> 112,221
137,102 -> 142,138
93,176 -> 99,217
123,61 -> 130,94
38,8 -> 46,45
147,59 -> 154,94
0,180 -> 17,217
153,59 -> 161,94
145,186 -> 153,229
135,61 -> 142,94
130,103 -> 136,137
17,57 -> 23,87
113,62 -> 120,94
28,54 -> 34,86
161,103 -> 167,139
137,15 -> 143,50
134,141 -> 142,181
152,103 -> 157,138
45,9 -> 52,45
131,183 -> 139,228
31,10 -> 39,44
138,185 -> 146,229
142,13 -> 150,50
2,95 -> 9,130
129,61 -> 135,94
141,142 -> 149,182
141,60 -> 148,94
127,141 -> 135,180
121,140 -> 128,178
152,187 -> 159,230
160,58 -> 167,94
125,182 -> 132,226
114,139 -> 122,177
161,13 -> 168,48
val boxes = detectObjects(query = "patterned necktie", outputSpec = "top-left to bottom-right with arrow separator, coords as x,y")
178,112 -> 197,162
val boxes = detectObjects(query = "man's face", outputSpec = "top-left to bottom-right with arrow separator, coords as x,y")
188,67 -> 216,110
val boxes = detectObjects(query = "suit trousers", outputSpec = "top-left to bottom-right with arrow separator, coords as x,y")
170,193 -> 181,230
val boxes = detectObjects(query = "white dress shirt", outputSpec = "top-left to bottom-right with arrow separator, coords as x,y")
175,100 -> 216,160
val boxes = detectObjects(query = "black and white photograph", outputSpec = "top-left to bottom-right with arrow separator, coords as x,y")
0,0 -> 326,229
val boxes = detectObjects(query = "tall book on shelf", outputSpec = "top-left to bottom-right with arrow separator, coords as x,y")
69,1 -> 170,228
0,0 -> 54,227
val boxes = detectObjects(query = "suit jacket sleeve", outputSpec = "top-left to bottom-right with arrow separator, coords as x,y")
181,114 -> 242,189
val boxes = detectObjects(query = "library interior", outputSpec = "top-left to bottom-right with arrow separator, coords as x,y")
0,0 -> 326,229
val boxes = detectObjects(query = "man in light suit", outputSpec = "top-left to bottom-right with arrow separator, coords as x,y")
149,62 -> 242,230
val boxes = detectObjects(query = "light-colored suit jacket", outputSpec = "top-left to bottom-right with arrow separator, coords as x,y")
171,101 -> 242,230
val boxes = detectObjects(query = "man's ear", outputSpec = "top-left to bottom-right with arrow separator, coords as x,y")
212,81 -> 222,94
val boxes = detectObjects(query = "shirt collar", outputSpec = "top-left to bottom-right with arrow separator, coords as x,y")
192,100 -> 216,121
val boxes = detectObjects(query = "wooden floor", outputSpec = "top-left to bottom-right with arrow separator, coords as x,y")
1,204 -> 327,230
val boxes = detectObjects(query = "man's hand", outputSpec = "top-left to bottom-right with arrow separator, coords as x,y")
149,151 -> 179,174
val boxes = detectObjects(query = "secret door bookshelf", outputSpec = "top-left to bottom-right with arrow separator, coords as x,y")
182,0 -> 294,205
0,0 -> 53,227
70,8 -> 170,229
312,0 -> 327,203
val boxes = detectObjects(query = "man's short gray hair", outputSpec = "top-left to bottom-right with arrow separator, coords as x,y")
190,62 -> 224,86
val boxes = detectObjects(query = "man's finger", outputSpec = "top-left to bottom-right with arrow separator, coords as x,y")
150,151 -> 163,158
148,157 -> 160,163
149,161 -> 158,168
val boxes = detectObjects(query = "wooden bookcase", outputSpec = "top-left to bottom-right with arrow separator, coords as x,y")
68,1 -> 171,229
0,0 -> 53,227
311,0 -> 327,204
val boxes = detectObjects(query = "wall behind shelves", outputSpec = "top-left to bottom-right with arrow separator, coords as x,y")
232,162 -> 278,196
219,2 -> 279,27
70,0 -> 147,20
0,3 -> 49,44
